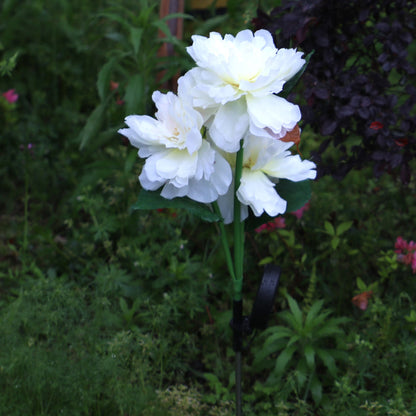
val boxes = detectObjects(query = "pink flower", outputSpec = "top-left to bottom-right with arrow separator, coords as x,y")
408,240 -> 416,251
255,216 -> 286,233
412,252 -> 416,274
2,89 -> 18,103
395,236 -> 416,274
291,202 -> 310,219
395,236 -> 408,253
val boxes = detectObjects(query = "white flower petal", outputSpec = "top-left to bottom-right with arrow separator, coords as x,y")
119,115 -> 166,148
185,145 -> 232,203
273,48 -> 305,82
209,99 -> 249,152
192,141 -> 215,181
138,168 -> 164,191
216,180 -> 249,224
263,154 -> 317,181
178,70 -> 221,116
234,29 -> 256,43
160,183 -> 188,199
138,141 -> 232,204
246,94 -> 301,138
184,29 -> 305,110
156,150 -> 197,182
209,151 -> 233,196
238,170 -> 287,217
120,92 -> 203,155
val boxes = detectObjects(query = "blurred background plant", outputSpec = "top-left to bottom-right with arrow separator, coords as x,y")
1,0 -> 416,415
254,0 -> 416,183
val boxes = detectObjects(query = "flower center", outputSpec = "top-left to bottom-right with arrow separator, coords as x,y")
168,127 -> 182,144
243,155 -> 256,169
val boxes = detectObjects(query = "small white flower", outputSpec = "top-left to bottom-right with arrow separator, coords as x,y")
217,134 -> 316,223
179,29 -> 305,152
118,91 -> 232,203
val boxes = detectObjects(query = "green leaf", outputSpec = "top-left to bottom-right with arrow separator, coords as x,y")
286,334 -> 301,348
124,73 -> 144,115
280,310 -> 302,332
304,299 -> 324,331
258,256 -> 273,266
272,344 -> 297,378
336,220 -> 353,236
324,221 -> 335,236
129,27 -> 143,55
99,12 -> 132,32
78,100 -> 109,150
276,179 -> 312,213
131,189 -> 222,223
314,319 -> 347,338
356,277 -> 367,292
152,19 -> 184,49
119,297 -> 128,314
263,326 -> 293,345
305,309 -> 331,331
162,12 -> 194,22
304,344 -> 316,369
331,236 -> 340,249
97,58 -> 117,101
279,50 -> 314,98
316,348 -> 337,377
405,310 -> 416,323
310,374 -> 322,404
295,359 -> 308,389
286,295 -> 304,329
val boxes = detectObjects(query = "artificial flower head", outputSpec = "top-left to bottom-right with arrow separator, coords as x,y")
178,29 -> 305,152
118,91 -> 232,203
217,134 -> 316,223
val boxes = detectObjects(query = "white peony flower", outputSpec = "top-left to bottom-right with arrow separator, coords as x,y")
217,134 -> 316,223
118,91 -> 232,203
179,29 -> 305,152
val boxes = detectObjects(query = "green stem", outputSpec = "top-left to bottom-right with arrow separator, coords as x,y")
212,202 -> 236,281
231,142 -> 245,416
233,141 -> 245,301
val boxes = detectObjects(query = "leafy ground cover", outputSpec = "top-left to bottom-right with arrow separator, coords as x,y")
1,1 -> 415,415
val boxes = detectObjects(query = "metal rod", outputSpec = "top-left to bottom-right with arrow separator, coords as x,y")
233,299 -> 243,416
235,351 -> 242,416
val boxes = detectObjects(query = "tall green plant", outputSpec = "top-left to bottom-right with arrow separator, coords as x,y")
79,0 -> 192,150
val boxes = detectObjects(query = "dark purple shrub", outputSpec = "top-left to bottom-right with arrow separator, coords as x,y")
254,0 -> 416,182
